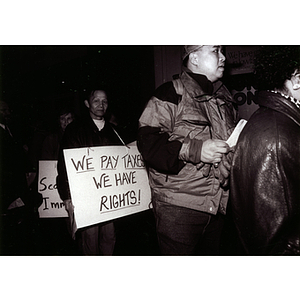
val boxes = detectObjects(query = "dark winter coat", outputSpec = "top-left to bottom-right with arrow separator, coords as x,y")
57,116 -> 124,201
230,91 -> 300,255
0,125 -> 29,213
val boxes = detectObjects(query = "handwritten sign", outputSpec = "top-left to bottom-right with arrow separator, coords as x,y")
226,46 -> 260,75
63,143 -> 151,230
38,160 -> 68,218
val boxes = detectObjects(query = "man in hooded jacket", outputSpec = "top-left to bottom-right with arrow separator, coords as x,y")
138,46 -> 238,255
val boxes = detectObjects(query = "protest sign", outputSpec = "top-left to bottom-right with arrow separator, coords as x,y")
38,160 -> 68,218
63,143 -> 151,232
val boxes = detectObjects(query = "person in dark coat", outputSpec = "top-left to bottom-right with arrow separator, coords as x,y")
0,100 -> 39,254
38,107 -> 76,255
57,89 -> 126,255
41,107 -> 75,160
230,46 -> 300,255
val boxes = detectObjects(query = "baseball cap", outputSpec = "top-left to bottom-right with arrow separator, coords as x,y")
183,45 -> 203,60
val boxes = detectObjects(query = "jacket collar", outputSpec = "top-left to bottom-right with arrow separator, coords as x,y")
257,90 -> 300,127
180,68 -> 234,103
180,68 -> 213,98
186,71 -> 214,95
82,113 -> 108,133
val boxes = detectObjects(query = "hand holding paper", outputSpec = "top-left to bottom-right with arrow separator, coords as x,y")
226,119 -> 247,148
215,119 -> 247,187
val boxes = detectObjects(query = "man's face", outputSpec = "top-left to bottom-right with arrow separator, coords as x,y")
192,45 -> 226,82
85,90 -> 108,120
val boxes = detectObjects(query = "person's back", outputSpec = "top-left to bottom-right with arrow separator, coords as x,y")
231,101 -> 300,254
230,46 -> 300,255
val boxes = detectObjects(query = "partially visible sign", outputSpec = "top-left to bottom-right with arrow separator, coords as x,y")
38,160 -> 68,218
63,143 -> 151,231
226,46 -> 260,75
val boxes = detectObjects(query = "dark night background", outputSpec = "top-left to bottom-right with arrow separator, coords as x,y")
0,45 -> 156,143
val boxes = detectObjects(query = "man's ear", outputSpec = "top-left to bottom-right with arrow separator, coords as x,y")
84,99 -> 90,108
189,52 -> 199,66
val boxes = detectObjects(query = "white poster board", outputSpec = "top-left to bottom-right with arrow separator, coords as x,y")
38,160 -> 68,218
63,143 -> 151,231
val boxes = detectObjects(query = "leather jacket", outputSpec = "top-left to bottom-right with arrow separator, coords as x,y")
230,91 -> 300,255
138,70 -> 238,214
